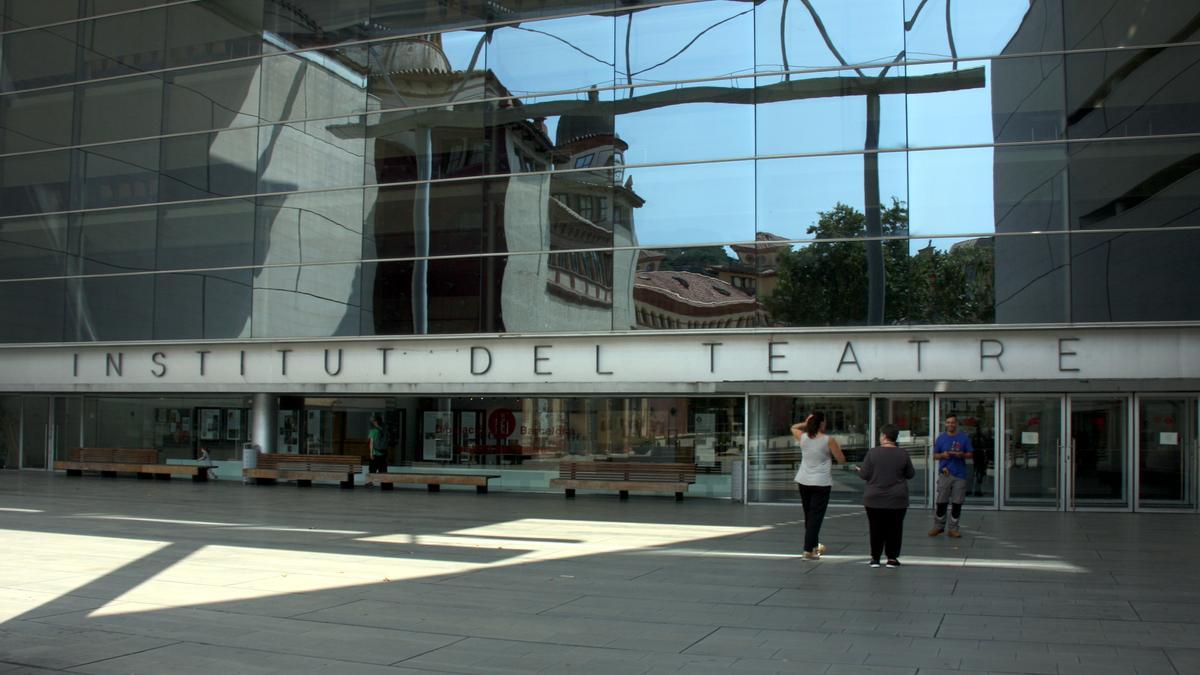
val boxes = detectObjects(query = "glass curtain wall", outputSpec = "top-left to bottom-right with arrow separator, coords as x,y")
3,1 -> 1200,341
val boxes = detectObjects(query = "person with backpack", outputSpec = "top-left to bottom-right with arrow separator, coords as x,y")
367,415 -> 388,478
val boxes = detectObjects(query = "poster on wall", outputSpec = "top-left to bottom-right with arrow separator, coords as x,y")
460,411 -> 478,450
694,413 -> 716,466
278,410 -> 299,453
199,409 -> 221,441
423,411 -> 454,461
225,409 -> 242,441
305,410 -> 322,453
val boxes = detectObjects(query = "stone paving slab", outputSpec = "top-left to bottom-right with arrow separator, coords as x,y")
1,472 -> 1197,673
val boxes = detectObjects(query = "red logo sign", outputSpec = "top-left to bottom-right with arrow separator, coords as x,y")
488,409 -> 517,440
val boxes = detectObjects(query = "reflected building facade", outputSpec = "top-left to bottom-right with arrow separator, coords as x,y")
0,0 -> 1197,513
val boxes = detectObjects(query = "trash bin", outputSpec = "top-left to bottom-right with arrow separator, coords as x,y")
242,442 -> 259,483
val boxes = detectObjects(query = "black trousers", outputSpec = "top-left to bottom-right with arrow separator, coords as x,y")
369,455 -> 388,473
865,506 -> 907,561
798,484 -> 832,552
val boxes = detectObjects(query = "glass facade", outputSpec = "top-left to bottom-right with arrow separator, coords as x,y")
2,0 -> 1200,342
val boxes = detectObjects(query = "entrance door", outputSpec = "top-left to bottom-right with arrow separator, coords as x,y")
1137,396 -> 1197,510
1070,396 -> 1130,509
1002,396 -> 1062,509
936,397 -> 998,508
20,396 -> 50,469
874,397 -> 931,507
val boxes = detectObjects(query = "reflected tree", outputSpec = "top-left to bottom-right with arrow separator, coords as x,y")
764,200 -> 994,326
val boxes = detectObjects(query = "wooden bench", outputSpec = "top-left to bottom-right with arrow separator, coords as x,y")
369,472 -> 501,494
550,462 -> 696,500
54,448 -> 208,481
244,453 -> 362,488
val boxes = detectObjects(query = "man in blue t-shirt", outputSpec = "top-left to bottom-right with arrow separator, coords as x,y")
930,413 -> 973,538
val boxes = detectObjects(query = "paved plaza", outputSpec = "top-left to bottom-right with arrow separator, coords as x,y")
0,472 -> 1197,674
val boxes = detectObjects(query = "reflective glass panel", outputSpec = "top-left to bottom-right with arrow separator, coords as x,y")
875,397 -> 931,505
160,127 -> 258,201
1003,396 -> 1061,508
77,8 -> 166,82
0,149 -> 72,216
905,0 -> 1063,60
755,76 -> 907,156
77,77 -> 163,145
65,274 -> 154,341
263,0 -> 370,48
1138,397 -> 1197,509
756,0 -> 905,75
163,59 -> 262,135
80,140 -> 159,209
257,117 -> 365,194
907,57 -> 1063,148
1064,0 -> 1200,50
756,152 -> 907,242
631,160 -> 755,246
618,1 -> 753,87
165,0 -> 262,68
938,397 -> 997,507
1070,397 -> 1128,508
0,214 -> 68,279
624,246 -> 763,331
748,395 -> 869,504
73,207 -> 156,273
1067,45 -> 1200,141
258,188 -> 364,266
0,24 -> 78,91
0,87 -> 74,153
158,200 -> 255,271
363,251 -> 616,336
0,278 -> 64,342
261,42 -> 367,123
489,13 -> 614,96
155,269 -> 253,340
252,261 -> 361,338
1071,230 -> 1200,322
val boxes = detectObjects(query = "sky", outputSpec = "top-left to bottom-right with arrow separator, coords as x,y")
433,0 -> 1036,252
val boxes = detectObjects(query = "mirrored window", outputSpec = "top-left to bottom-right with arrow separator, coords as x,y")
65,274 -> 154,341
0,279 -> 64,342
161,127 -> 258,201
164,59 -> 261,135
252,261 -> 361,338
0,214 -> 68,279
258,188 -> 364,266
155,269 -> 253,339
1067,45 -> 1200,141
1064,0 -> 1199,50
158,200 -> 255,271
630,159 -> 755,246
0,88 -> 74,153
0,149 -> 72,217
1071,230 -> 1200,322
905,0 -> 1063,60
80,140 -> 159,209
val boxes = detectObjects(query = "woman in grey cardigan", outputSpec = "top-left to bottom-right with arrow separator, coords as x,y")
855,424 -> 916,568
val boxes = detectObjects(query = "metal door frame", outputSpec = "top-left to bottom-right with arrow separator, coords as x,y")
1066,393 -> 1134,512
934,395 -> 1000,511
998,394 -> 1066,511
1132,393 -> 1199,513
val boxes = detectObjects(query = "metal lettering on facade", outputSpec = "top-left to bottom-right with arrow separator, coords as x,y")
0,328 -> 1197,390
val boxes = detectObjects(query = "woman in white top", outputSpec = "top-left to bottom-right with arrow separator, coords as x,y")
792,412 -> 846,560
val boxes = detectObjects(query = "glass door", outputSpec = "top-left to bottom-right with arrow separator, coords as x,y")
1070,397 -> 1130,509
747,395 -> 869,504
1002,396 -> 1062,509
20,396 -> 50,469
874,397 -> 931,507
53,397 -> 82,465
1137,396 -> 1197,510
936,397 -> 998,508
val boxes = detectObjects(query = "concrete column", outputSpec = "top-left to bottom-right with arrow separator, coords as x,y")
251,393 -> 277,455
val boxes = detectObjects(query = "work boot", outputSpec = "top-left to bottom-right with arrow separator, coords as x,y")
947,530 -> 962,539
928,527 -> 944,536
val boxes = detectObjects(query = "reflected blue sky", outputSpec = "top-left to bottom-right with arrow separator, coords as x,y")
426,0 -> 1043,250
